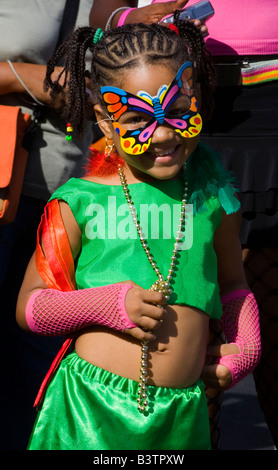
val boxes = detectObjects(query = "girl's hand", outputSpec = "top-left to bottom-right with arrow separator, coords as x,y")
123,282 -> 168,342
201,343 -> 240,389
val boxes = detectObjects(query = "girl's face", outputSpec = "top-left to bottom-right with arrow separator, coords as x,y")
96,63 -> 201,182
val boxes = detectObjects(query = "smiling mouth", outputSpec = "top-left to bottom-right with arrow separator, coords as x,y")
148,145 -> 180,161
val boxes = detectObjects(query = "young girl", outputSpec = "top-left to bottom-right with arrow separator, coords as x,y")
16,17 -> 261,450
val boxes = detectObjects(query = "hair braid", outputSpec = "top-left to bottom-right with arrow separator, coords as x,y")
173,14 -> 216,120
45,19 -> 216,136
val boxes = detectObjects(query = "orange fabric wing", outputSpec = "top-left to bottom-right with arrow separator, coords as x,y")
34,198 -> 76,407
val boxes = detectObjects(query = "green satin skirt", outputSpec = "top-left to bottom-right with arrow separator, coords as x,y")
28,351 -> 211,450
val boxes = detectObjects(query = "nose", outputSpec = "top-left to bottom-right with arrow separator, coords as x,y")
150,124 -> 176,144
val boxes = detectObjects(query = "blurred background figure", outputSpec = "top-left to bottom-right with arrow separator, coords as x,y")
199,0 -> 278,449
0,0 -> 94,450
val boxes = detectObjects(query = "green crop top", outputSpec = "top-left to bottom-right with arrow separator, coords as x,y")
50,143 -> 240,319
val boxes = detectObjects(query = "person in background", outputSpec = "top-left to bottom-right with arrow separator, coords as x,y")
0,0 -> 94,450
198,0 -> 278,450
89,0 -> 278,450
90,0 -> 207,34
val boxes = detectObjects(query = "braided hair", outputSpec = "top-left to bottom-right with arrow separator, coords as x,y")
45,13 -> 216,136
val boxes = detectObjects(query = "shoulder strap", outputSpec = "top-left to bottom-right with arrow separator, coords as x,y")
55,0 -> 80,50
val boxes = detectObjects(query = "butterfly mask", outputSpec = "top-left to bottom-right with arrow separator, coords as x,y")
100,61 -> 202,156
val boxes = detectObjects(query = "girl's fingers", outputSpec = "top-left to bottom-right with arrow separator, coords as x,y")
201,363 -> 232,389
137,308 -> 167,331
140,300 -> 167,319
141,289 -> 167,306
125,286 -> 167,330
124,326 -> 156,343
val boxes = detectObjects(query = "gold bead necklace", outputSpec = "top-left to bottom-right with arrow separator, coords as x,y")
118,164 -> 188,413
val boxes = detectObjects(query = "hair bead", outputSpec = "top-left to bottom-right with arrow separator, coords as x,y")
93,28 -> 104,44
66,122 -> 73,141
167,24 -> 180,35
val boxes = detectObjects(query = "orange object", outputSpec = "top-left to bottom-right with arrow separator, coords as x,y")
36,198 -> 76,292
0,106 -> 31,224
34,198 -> 76,408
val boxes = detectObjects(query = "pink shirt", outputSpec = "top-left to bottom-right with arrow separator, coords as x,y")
151,0 -> 278,56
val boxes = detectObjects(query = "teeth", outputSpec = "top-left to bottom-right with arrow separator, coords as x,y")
155,148 -> 176,157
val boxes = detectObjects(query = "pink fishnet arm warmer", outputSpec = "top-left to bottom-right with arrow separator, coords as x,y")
25,284 -> 137,336
218,289 -> 261,388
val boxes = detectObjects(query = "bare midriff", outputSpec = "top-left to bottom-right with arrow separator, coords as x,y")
75,304 -> 210,389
